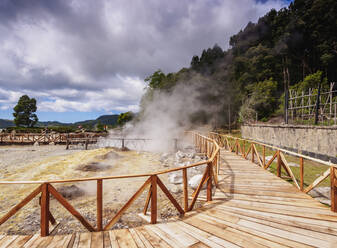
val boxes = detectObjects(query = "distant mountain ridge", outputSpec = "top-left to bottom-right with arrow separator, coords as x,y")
0,114 -> 119,128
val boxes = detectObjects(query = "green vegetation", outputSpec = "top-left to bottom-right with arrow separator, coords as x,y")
141,0 -> 337,126
117,111 -> 134,126
13,95 -> 38,127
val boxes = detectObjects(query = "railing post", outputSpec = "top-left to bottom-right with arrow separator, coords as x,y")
300,158 -> 304,191
182,168 -> 188,212
242,140 -> 245,158
207,163 -> 212,202
235,139 -> 238,155
97,179 -> 103,231
41,183 -> 50,237
151,175 -> 157,224
331,167 -> 337,212
251,144 -> 254,163
277,150 -> 281,177
263,146 -> 266,168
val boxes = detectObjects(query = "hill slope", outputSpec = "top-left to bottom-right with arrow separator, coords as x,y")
0,114 -> 119,128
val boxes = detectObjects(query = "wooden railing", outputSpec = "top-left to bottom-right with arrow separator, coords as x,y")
0,132 -> 106,144
0,132 -> 220,236
209,132 -> 337,212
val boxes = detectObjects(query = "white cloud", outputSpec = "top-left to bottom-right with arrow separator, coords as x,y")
0,0 -> 287,114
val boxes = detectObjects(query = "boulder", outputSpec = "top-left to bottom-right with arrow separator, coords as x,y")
308,187 -> 330,199
189,174 -> 205,189
168,185 -> 182,194
175,151 -> 185,160
49,142 -> 55,145
169,173 -> 183,184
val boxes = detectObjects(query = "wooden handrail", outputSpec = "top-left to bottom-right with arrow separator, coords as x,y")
210,131 -> 337,213
210,132 -> 336,168
0,131 -> 220,236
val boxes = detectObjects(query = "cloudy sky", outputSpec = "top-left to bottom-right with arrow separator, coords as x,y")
0,0 -> 290,122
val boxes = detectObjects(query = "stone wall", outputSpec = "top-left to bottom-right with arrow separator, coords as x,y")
241,124 -> 337,163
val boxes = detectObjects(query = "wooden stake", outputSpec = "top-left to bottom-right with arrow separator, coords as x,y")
207,163 -> 212,202
41,183 -> 50,237
97,179 -> 103,231
300,157 -> 304,191
263,146 -> 266,168
331,167 -> 337,212
277,150 -> 281,177
182,168 -> 188,212
151,175 -> 157,224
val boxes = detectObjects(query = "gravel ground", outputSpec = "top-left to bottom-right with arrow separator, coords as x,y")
0,144 -> 206,235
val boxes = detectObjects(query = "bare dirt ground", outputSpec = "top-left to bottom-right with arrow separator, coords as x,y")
0,144 -> 205,235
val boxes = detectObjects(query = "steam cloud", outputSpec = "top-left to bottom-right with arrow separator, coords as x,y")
99,76 -> 224,152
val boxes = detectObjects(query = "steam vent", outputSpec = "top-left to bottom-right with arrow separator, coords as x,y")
1,0 -> 337,247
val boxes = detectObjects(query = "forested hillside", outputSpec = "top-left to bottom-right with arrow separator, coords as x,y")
140,0 -> 337,127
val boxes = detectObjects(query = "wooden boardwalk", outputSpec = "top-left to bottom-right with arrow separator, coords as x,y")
1,150 -> 337,247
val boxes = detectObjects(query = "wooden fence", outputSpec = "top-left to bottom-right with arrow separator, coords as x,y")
0,132 -> 106,145
209,132 -> 337,212
0,132 -> 220,237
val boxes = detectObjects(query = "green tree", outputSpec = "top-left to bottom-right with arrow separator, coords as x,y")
117,112 -> 134,126
96,121 -> 104,131
13,95 -> 38,127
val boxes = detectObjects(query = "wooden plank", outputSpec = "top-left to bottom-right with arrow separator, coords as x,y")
279,152 -> 300,189
114,229 -> 138,248
304,168 -> 330,193
183,215 -> 266,248
91,232 -> 104,248
0,185 -> 41,226
143,186 -> 152,215
213,207 -> 337,243
264,151 -> 277,169
0,235 -> 19,247
136,226 -> 171,248
104,177 -> 151,230
108,230 -> 120,248
188,166 -> 209,211
78,232 -> 92,248
7,235 -> 33,247
48,184 -> 95,232
129,228 -> 146,248
173,222 -> 229,248
103,232 -> 112,248
197,212 -> 293,248
156,176 -> 184,215
23,234 -> 40,248
132,228 -> 154,248
252,144 -> 263,167
145,225 -> 184,248
158,222 -> 199,246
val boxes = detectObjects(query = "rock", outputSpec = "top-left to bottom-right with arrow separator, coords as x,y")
169,173 -> 183,184
189,174 -> 205,189
33,141 -> 39,146
49,142 -> 55,145
308,187 -> 330,198
168,185 -> 182,194
175,151 -> 185,160
265,155 -> 273,161
56,185 -> 85,200
160,153 -> 170,161
76,162 -> 111,172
